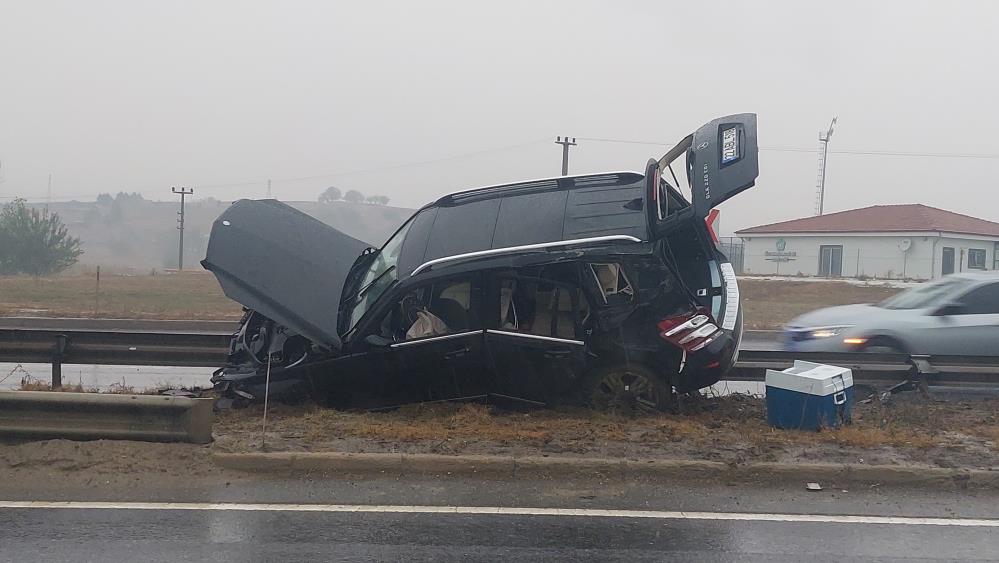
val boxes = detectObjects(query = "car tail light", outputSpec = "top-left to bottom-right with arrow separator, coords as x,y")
657,309 -> 722,352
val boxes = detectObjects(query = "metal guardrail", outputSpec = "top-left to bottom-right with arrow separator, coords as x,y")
2,327 -> 998,388
0,328 -> 231,386
0,390 -> 213,443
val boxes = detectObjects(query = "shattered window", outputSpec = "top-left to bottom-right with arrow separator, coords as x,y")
589,263 -> 634,304
380,278 -> 479,341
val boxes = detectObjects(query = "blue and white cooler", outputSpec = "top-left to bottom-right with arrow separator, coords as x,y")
765,361 -> 854,431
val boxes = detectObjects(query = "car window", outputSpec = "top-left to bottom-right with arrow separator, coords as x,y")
957,283 -> 999,315
496,265 -> 589,340
377,277 -> 480,342
878,277 -> 971,310
589,263 -> 634,305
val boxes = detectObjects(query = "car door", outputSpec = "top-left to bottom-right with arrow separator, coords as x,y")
484,269 -> 589,404
927,281 -> 999,356
353,274 -> 487,405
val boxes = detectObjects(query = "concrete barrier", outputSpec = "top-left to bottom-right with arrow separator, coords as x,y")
0,391 -> 213,444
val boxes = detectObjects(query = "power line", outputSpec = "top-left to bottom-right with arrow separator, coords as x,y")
192,137 -> 550,191
0,138 -> 551,202
577,137 -> 999,159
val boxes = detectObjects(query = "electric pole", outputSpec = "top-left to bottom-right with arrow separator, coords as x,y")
172,187 -> 194,270
555,136 -> 577,176
46,173 -> 52,213
266,178 -> 272,198
814,117 -> 837,216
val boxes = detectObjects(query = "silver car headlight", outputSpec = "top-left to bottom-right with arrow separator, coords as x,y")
808,326 -> 853,339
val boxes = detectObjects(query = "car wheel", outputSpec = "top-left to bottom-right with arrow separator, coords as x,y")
584,364 -> 673,415
862,338 -> 906,355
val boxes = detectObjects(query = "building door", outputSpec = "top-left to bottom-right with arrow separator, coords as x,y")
818,245 -> 843,277
942,247 -> 955,276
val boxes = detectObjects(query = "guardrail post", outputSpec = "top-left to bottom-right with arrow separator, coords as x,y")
51,334 -> 68,388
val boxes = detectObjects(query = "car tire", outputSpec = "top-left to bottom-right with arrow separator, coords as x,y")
583,364 -> 674,415
862,338 -> 906,355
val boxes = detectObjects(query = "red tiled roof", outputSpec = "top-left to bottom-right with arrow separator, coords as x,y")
736,204 -> 999,238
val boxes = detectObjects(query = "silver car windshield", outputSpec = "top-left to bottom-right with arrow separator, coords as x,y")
877,277 -> 971,310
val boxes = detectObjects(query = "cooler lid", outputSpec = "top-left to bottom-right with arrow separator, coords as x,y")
765,361 -> 853,396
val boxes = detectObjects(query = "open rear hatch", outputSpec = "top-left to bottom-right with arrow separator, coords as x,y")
657,113 -> 759,218
647,114 -> 758,356
201,199 -> 371,351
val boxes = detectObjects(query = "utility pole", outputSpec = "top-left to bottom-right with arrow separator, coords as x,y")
172,187 -> 194,270
266,178 -> 272,198
814,117 -> 837,216
46,173 -> 52,213
555,136 -> 577,176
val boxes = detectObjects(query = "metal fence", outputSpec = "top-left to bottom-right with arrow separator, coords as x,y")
717,237 -> 745,274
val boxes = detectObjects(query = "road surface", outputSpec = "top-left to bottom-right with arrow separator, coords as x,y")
1,472 -> 996,561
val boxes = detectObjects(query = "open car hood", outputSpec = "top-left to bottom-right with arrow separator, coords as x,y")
201,199 -> 371,351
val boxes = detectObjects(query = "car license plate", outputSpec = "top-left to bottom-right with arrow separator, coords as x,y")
721,126 -> 740,164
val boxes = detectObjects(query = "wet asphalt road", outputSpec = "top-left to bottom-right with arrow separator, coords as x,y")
6,506 -> 997,562
2,474 -> 997,562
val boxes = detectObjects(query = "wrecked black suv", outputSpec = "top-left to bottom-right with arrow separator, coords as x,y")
202,113 -> 758,412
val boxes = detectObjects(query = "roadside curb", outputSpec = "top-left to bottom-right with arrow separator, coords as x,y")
211,452 -> 999,489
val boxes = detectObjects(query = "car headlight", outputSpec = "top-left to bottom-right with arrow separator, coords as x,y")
809,326 -> 852,339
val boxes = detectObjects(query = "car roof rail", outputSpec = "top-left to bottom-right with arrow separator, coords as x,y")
410,235 -> 643,276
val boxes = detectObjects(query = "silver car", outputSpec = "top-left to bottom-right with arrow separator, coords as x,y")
782,272 -> 999,355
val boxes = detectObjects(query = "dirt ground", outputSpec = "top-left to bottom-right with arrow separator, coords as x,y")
0,270 -> 241,320
1,394 -> 995,481
739,278 -> 900,330
0,273 -> 900,329
213,394 -> 999,471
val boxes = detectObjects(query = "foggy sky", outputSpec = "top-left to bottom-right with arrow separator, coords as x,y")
1,0 -> 997,234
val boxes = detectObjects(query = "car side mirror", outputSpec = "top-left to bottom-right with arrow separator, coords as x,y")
364,334 -> 392,348
934,301 -> 964,316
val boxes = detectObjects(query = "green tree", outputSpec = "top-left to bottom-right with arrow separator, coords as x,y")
318,186 -> 342,203
0,199 -> 83,275
343,189 -> 365,204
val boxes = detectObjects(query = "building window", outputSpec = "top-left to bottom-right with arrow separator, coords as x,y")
968,248 -> 987,270
994,242 -> 999,270
818,245 -> 843,277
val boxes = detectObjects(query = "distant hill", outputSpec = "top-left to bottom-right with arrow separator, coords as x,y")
35,199 -> 414,271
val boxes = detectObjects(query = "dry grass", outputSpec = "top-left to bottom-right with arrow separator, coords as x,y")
740,278 -> 901,329
16,376 -> 146,395
0,270 -> 240,319
969,426 -> 999,450
213,394 -> 999,470
17,380 -> 85,393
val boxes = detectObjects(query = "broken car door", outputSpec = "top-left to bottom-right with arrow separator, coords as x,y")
484,268 -> 589,404
372,274 -> 487,402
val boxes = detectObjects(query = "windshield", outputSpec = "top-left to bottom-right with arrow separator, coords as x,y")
346,219 -> 413,329
877,277 -> 971,310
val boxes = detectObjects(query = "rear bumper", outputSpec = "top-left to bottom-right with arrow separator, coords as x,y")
675,309 -> 742,393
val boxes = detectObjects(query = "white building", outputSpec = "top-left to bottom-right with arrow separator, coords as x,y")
736,204 -> 999,280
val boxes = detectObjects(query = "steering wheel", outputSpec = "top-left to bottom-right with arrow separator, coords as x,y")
399,293 -> 422,325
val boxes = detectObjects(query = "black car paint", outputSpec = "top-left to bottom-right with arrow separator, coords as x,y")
206,113 -> 757,408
